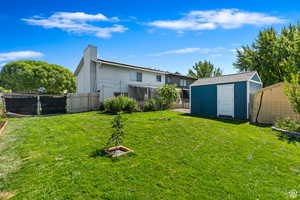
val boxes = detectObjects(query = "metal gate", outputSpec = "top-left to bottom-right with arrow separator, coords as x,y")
40,96 -> 67,114
4,96 -> 38,115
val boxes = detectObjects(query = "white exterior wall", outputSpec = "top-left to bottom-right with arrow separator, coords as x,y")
97,63 -> 165,100
76,45 -> 97,94
76,61 -> 89,93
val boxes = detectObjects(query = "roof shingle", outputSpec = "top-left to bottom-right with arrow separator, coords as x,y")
191,71 -> 258,86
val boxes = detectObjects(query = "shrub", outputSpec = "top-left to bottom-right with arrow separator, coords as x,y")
157,85 -> 178,110
275,117 -> 299,132
103,96 -> 138,113
107,113 -> 125,147
143,99 -> 156,111
123,97 -> 138,113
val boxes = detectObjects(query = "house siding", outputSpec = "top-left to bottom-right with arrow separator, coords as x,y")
97,63 -> 165,100
165,75 -> 196,89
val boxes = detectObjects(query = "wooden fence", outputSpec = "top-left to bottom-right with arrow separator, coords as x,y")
250,82 -> 300,124
67,93 -> 100,113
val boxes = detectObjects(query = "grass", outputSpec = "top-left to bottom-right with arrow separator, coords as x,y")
1,111 -> 300,200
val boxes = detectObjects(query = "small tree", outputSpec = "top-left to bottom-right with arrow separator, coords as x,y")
188,60 -> 222,78
285,73 -> 300,114
156,85 -> 177,110
107,113 -> 125,147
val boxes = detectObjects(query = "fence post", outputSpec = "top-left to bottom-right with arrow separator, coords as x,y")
37,95 -> 41,115
66,94 -> 70,113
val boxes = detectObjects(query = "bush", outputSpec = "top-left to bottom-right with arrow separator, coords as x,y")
143,99 -> 156,111
275,117 -> 299,132
157,85 -> 177,110
103,96 -> 138,113
123,97 -> 138,113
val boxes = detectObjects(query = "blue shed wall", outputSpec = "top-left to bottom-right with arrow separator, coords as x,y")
234,81 -> 247,119
251,74 -> 261,82
191,81 -> 248,119
191,84 -> 217,117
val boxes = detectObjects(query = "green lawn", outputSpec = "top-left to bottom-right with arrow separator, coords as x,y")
1,111 -> 300,200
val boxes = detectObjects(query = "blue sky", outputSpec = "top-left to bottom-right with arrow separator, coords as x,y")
0,0 -> 299,75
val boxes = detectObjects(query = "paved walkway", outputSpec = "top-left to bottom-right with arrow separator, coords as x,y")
171,108 -> 190,113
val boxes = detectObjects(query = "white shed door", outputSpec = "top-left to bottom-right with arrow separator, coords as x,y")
217,84 -> 234,117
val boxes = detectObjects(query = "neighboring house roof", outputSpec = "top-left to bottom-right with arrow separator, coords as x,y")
166,72 -> 197,80
96,59 -> 166,74
75,57 -> 196,80
191,71 -> 260,86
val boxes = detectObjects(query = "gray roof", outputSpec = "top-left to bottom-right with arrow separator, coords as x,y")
191,71 -> 258,86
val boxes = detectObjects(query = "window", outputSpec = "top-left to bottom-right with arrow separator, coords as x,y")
179,79 -> 187,87
166,77 -> 172,84
156,75 -> 162,82
137,72 -> 142,82
130,71 -> 143,82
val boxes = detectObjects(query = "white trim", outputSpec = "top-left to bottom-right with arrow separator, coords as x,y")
249,79 -> 263,85
248,72 -> 262,83
247,81 -> 250,119
97,60 -> 166,75
217,84 -> 234,118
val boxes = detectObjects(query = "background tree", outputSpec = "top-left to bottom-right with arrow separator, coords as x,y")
0,60 -> 76,94
234,23 -> 300,86
285,73 -> 300,114
188,60 -> 222,78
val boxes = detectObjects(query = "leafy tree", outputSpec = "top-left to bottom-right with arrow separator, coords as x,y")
234,23 -> 300,86
188,60 -> 222,78
0,60 -> 76,94
285,73 -> 300,114
0,87 -> 11,93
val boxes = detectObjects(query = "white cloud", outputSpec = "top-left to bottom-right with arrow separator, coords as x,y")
150,47 -> 226,56
0,51 -> 43,62
22,12 -> 127,38
150,48 -> 201,56
149,9 -> 285,31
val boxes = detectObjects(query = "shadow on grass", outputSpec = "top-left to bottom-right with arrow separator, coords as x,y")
90,149 -> 136,161
90,149 -> 107,158
179,113 -> 248,125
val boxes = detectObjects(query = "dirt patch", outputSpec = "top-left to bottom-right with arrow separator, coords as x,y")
0,192 -> 15,199
104,146 -> 133,157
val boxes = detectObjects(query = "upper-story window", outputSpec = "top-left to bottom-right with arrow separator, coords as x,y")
130,71 -> 143,82
137,72 -> 142,82
179,79 -> 187,87
156,75 -> 162,82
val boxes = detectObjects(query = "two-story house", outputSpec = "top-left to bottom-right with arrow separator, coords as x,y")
165,72 -> 197,104
74,45 -> 196,103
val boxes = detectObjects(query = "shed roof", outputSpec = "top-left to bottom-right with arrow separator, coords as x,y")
191,71 -> 258,86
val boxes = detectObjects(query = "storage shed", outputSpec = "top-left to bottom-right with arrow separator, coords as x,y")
190,71 -> 262,119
